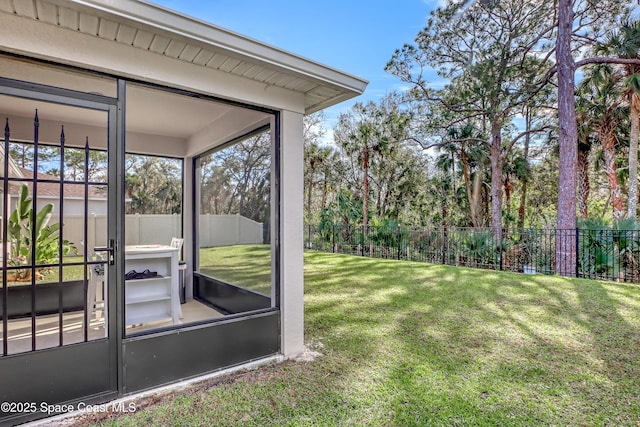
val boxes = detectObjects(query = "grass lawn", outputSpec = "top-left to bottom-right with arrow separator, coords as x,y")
199,245 -> 272,295
2,256 -> 92,287
86,248 -> 640,426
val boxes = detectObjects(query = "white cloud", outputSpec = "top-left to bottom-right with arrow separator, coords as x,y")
422,0 -> 448,7
629,1 -> 640,22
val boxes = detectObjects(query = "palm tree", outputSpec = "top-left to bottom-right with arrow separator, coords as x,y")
502,150 -> 530,225
598,20 -> 640,219
578,64 -> 629,220
430,123 -> 488,227
335,97 -> 410,227
304,142 -> 331,223
304,142 -> 319,222
443,124 -> 488,227
318,148 -> 341,212
575,91 -> 597,219
576,133 -> 595,219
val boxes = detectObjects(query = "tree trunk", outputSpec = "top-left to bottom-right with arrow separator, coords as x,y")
441,204 -> 448,229
321,178 -> 328,211
306,178 -> 313,224
555,0 -> 577,276
576,147 -> 590,219
461,151 -> 479,227
628,95 -> 639,219
602,132 -> 625,220
362,148 -> 369,226
381,187 -> 391,220
504,179 -> 513,219
489,122 -> 503,244
482,181 -> 490,227
517,111 -> 531,229
472,171 -> 483,227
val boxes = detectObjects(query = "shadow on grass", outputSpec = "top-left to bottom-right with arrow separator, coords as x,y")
302,251 -> 640,426
93,249 -> 640,426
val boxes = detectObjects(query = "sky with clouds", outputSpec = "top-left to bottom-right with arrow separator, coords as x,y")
151,0 -> 441,127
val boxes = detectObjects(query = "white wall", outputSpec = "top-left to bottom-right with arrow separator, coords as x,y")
279,110 -> 305,357
8,195 -> 107,216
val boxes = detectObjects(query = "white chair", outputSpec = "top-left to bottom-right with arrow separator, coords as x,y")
170,237 -> 184,251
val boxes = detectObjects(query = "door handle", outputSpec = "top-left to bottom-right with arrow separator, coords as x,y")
94,239 -> 116,265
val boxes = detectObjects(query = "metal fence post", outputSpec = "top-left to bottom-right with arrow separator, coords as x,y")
575,227 -> 579,278
499,228 -> 504,271
442,226 -> 447,265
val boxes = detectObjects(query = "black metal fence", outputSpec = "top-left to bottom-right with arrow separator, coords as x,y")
305,225 -> 640,283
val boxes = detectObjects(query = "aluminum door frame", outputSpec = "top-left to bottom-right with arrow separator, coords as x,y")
0,77 -> 121,427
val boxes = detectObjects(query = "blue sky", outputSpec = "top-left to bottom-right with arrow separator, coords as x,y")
151,1 -> 440,128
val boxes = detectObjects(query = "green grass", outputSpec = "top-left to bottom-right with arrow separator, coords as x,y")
2,256 -> 90,287
88,248 -> 640,426
199,245 -> 272,295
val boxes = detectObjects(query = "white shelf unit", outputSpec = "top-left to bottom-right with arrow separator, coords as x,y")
125,245 -> 180,326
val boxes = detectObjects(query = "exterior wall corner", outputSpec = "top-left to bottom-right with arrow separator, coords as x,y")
278,110 -> 305,357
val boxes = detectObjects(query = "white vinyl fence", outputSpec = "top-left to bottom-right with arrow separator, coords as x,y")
44,214 -> 263,251
199,214 -> 264,247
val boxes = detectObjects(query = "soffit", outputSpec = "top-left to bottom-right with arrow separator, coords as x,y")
0,0 -> 367,114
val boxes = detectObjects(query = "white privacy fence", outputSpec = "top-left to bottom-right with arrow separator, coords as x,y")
199,214 -> 264,247
42,214 -> 263,250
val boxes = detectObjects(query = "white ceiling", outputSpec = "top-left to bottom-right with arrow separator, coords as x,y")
125,84 -> 269,140
0,56 -> 271,156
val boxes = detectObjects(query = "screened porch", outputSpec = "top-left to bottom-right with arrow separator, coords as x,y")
0,56 -> 278,356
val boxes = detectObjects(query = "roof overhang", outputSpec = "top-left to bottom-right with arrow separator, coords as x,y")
0,0 -> 368,114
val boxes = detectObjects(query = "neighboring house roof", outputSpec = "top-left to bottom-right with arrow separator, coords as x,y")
0,0 -> 368,114
8,168 -> 107,199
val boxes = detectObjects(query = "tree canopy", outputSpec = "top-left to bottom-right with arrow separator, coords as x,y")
303,0 -> 640,277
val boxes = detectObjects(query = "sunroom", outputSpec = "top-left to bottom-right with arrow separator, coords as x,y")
0,1 -> 366,425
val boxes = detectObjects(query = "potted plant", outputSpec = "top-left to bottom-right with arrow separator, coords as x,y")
1,185 -> 83,319
6,184 -> 76,281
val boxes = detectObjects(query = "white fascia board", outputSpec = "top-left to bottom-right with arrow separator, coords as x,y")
59,0 -> 368,98
0,12 -> 305,113
306,92 -> 365,115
